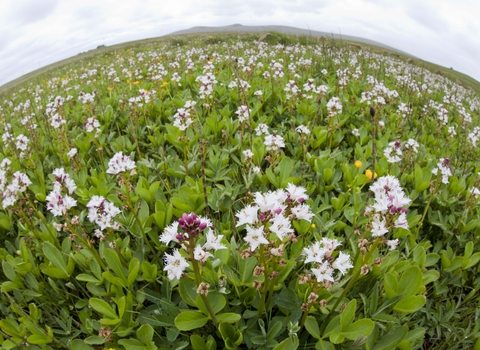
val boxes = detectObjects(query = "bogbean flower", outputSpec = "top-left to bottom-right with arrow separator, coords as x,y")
235,105 -> 250,123
264,134 -> 285,152
106,152 -> 136,175
303,239 -> 353,283
326,97 -> 342,118
160,212 -> 226,280
367,175 -> 412,243
67,148 -> 78,159
235,184 -> 314,252
1,171 -> 32,208
296,125 -> 310,135
432,157 -> 452,184
86,196 -> 121,230
383,140 -> 403,163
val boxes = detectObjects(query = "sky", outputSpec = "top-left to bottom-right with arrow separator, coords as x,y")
1,0 -> 479,87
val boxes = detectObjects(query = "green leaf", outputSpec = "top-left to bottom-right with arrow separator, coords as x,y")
273,336 -> 299,350
190,335 -> 206,350
136,324 -> 154,345
127,258 -> 140,286
76,274 -> 102,283
372,325 -> 408,350
341,318 -> 374,340
216,313 -> 241,323
340,299 -> 356,330
89,298 -> 118,319
70,340 -> 94,350
43,242 -> 69,277
305,316 -> 321,339
315,339 -> 335,350
393,295 -> 426,313
84,336 -> 106,345
175,311 -> 209,331
179,278 -> 198,307
398,266 -> 422,297
104,248 -> 127,283
384,272 -> 399,299
196,292 -> 226,316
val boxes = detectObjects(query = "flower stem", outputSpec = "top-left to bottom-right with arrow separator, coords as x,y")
191,258 -> 218,325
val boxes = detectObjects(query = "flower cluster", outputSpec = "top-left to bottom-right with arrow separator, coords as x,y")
366,175 -> 411,247
0,159 -> 32,208
172,100 -> 196,131
106,152 -> 136,175
303,238 -> 353,283
236,184 -> 313,252
161,213 -> 226,280
432,157 -> 452,184
86,195 -> 121,230
46,168 -> 77,216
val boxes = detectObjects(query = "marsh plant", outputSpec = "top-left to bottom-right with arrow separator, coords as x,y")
0,32 -> 480,350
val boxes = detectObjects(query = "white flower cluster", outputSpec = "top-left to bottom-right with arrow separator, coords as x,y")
46,168 -> 77,216
432,157 -> 452,184
85,117 -> 101,135
160,213 -> 226,280
326,97 -> 342,117
128,89 -> 157,107
172,100 -> 196,131
368,175 -> 411,241
235,105 -> 250,123
196,72 -> 217,99
467,126 -> 480,147
235,184 -> 313,252
264,134 -> 285,152
303,238 -> 353,283
86,195 -> 121,231
296,125 -> 310,135
0,159 -> 32,208
384,139 -> 420,163
106,152 -> 136,175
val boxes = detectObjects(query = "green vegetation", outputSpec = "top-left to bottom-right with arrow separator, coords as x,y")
0,32 -> 479,349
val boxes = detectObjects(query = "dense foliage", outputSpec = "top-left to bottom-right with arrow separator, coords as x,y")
1,33 -> 480,349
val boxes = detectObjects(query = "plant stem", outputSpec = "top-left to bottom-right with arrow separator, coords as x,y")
191,258 -> 218,325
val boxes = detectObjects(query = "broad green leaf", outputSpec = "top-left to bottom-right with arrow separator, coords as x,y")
272,336 -> 299,350
89,298 -> 118,319
340,299 -> 356,330
398,266 -> 423,297
127,258 -> 140,286
315,339 -> 335,350
174,311 -> 209,331
341,318 -> 374,340
43,242 -> 69,276
84,336 -> 106,345
179,278 -> 198,307
136,324 -> 154,345
372,325 -> 407,350
393,295 -> 426,313
70,340 -> 94,350
305,316 -> 321,339
104,248 -> 127,283
216,313 -> 241,323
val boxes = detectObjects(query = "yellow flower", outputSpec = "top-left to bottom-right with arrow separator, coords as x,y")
365,169 -> 378,179
133,81 -> 140,85
162,82 -> 168,87
311,224 -> 316,229
354,160 -> 362,168
127,79 -> 131,83
107,87 -> 113,91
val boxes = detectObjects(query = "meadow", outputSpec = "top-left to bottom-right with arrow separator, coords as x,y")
0,32 -> 479,349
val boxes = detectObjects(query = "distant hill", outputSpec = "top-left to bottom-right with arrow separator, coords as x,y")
171,24 -> 413,56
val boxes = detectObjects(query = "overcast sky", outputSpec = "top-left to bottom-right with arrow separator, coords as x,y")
1,0 -> 479,87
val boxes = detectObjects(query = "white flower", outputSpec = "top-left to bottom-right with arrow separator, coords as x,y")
386,239 -> 399,251
203,228 -> 226,251
243,149 -> 254,160
352,128 -> 360,137
86,195 -> 121,230
235,105 -> 250,123
235,204 -> 259,227
46,191 -> 77,216
321,238 -> 341,254
332,252 -> 353,275
264,134 -> 285,152
296,125 -> 310,135
394,213 -> 409,229
290,204 -> 314,222
67,148 -> 78,158
269,213 -> 293,240
159,222 -> 181,245
164,249 -> 190,280
255,123 -> 270,136
106,152 -> 136,175
371,214 -> 389,237
286,183 -> 308,203
244,225 -> 269,252
194,245 -> 213,263
304,242 -> 326,264
311,261 -> 334,283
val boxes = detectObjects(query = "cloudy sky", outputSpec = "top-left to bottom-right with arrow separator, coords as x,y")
1,0 -> 479,87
